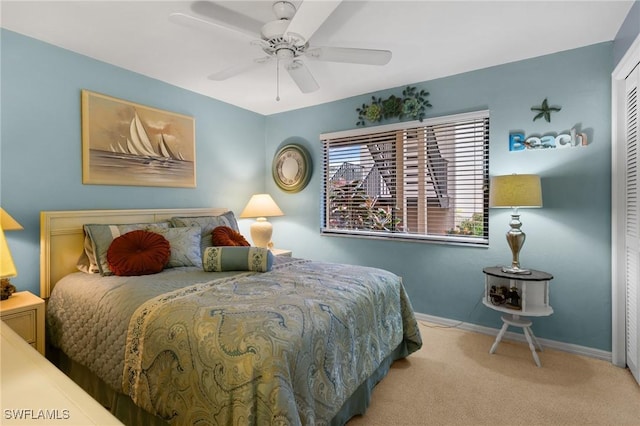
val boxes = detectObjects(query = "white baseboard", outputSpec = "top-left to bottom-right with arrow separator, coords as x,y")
414,312 -> 613,363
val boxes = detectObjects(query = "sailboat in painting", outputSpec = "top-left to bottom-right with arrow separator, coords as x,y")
157,134 -> 186,161
109,112 -> 186,162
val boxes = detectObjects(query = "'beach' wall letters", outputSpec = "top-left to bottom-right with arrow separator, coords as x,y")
509,127 -> 587,152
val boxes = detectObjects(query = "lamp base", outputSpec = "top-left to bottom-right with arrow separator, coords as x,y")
1,278 -> 16,300
250,217 -> 273,248
504,210 -> 531,275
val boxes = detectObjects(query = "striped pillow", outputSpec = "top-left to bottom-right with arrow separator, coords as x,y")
202,246 -> 273,272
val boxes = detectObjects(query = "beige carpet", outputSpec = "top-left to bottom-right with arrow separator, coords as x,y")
347,322 -> 640,426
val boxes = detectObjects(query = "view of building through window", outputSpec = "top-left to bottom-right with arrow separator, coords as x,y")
321,111 -> 489,245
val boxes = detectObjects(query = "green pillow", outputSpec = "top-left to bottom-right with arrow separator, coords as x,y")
170,212 -> 239,254
84,222 -> 170,275
202,247 -> 273,272
154,226 -> 202,268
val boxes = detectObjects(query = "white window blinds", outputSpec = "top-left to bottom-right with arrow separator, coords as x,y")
321,110 -> 489,245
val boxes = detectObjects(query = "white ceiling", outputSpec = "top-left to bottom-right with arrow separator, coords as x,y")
1,0 -> 634,115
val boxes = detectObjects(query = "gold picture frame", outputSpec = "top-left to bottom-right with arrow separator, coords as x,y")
81,90 -> 196,188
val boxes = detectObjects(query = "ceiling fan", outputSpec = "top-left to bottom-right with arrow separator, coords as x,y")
169,1 -> 392,99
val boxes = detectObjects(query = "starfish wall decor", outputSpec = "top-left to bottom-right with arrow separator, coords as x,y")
531,98 -> 561,122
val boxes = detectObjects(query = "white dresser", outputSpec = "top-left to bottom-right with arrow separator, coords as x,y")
0,323 -> 123,425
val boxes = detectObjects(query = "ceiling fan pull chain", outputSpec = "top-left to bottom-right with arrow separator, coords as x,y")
276,56 -> 281,102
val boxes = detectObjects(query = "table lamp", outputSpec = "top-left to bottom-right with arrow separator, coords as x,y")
1,208 -> 23,300
489,174 -> 542,274
239,194 -> 284,248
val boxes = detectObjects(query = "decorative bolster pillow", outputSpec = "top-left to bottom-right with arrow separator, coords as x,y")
203,246 -> 273,272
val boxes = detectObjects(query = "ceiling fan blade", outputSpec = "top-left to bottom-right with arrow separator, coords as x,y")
306,47 -> 392,65
285,60 -> 319,93
285,0 -> 342,44
208,57 -> 273,81
169,1 -> 262,39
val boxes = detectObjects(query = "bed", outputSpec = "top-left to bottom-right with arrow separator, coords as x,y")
41,208 -> 422,426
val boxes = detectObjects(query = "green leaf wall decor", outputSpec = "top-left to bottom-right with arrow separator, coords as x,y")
357,86 -> 432,126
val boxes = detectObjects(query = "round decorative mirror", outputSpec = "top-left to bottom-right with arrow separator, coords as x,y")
272,144 -> 312,193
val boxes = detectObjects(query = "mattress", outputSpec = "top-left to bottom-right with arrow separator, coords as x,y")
47,257 -> 422,425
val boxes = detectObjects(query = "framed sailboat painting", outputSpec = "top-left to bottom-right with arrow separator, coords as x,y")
81,90 -> 196,188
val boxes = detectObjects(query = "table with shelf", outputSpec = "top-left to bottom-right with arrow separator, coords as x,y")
482,267 -> 554,367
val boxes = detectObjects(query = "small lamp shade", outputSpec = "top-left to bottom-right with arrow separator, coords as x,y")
0,228 -> 17,279
239,194 -> 284,248
1,208 -> 23,231
490,174 -> 542,208
240,194 -> 285,218
0,208 -> 22,299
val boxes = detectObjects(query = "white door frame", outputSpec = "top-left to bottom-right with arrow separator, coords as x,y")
612,34 -> 640,367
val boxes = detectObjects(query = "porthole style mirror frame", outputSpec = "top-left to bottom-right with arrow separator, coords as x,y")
272,144 -> 312,193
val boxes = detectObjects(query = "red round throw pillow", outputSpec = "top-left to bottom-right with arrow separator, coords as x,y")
212,226 -> 250,246
107,230 -> 171,276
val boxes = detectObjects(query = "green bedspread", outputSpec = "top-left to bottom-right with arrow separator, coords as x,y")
122,259 -> 422,425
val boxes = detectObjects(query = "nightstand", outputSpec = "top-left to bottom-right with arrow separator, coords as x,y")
0,291 -> 45,355
482,267 -> 554,367
270,248 -> 292,257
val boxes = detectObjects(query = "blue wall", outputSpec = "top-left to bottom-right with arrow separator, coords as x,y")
265,43 -> 614,350
0,29 -> 618,351
1,29 -> 266,293
614,0 -> 639,66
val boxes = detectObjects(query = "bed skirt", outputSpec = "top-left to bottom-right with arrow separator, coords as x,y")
47,340 -> 409,426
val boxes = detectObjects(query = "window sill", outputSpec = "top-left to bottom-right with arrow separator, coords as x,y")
320,229 -> 489,247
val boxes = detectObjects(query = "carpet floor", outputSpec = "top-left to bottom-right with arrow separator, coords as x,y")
347,322 -> 640,426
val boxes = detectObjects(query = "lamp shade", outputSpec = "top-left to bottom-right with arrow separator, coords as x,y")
0,228 -> 17,278
489,174 -> 542,208
239,194 -> 284,248
0,208 -> 23,231
240,194 -> 284,218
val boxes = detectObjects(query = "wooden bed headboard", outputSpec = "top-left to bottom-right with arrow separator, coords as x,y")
39,208 -> 230,299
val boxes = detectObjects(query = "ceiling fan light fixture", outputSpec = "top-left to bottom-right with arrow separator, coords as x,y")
276,49 -> 294,60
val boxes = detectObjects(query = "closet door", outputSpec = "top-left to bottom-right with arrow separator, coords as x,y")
625,63 -> 639,384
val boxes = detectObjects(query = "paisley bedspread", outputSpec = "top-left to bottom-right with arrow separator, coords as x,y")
122,259 -> 422,425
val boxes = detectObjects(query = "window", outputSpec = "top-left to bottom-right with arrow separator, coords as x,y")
321,110 -> 489,245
